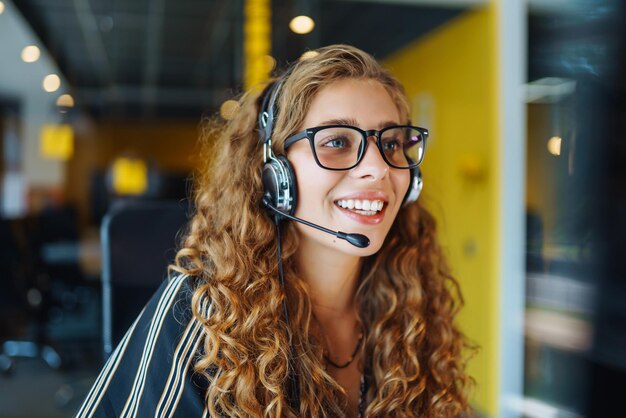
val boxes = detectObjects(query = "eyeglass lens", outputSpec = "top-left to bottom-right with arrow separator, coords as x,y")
312,126 -> 425,169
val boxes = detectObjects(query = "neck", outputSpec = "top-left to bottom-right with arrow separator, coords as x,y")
295,240 -> 363,325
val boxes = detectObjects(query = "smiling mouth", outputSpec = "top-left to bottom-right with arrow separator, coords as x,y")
334,199 -> 386,216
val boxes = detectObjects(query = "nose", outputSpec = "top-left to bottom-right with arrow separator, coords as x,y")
351,136 -> 388,180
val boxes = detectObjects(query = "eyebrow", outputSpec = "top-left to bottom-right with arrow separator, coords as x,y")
318,118 -> 358,126
317,118 -> 400,129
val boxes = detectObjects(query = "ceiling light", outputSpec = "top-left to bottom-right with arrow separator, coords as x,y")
289,15 -> 315,34
220,99 -> 240,120
43,74 -> 61,92
300,50 -> 319,61
0,2 -> 5,15
547,136 -> 562,156
56,94 -> 75,108
21,45 -> 41,63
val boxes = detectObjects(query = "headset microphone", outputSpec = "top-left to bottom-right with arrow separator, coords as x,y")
262,196 -> 370,248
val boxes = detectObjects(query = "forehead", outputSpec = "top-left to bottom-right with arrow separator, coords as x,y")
301,78 -> 400,129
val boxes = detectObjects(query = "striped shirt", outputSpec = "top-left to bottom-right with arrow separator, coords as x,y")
75,274 -> 211,418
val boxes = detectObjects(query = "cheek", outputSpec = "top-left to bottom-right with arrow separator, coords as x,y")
290,157 -> 331,206
393,171 -> 411,205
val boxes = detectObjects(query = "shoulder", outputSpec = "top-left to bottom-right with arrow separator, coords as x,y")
146,273 -> 200,325
141,273 -> 213,330
74,273 -> 212,418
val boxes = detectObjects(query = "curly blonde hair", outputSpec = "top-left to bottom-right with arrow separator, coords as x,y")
172,44 -> 473,417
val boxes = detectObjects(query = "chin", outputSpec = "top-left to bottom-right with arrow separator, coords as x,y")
343,238 -> 385,257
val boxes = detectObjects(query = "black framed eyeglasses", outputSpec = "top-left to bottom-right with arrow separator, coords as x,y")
283,124 -> 428,170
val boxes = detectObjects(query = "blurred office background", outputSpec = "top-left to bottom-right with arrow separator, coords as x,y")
0,0 -> 624,417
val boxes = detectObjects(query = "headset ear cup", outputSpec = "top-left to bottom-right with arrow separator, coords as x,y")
262,155 -> 297,216
278,155 -> 297,215
402,165 -> 423,207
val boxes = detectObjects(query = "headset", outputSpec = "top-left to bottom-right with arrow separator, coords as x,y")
258,79 -> 423,218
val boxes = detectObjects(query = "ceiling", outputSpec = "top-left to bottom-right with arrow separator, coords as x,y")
12,0 -> 467,120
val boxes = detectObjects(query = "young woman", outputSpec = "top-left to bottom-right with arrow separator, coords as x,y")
76,45 -> 472,418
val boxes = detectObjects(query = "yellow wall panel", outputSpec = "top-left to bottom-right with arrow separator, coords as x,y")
40,124 -> 74,160
386,7 -> 499,416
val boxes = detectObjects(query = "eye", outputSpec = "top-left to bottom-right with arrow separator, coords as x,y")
381,138 -> 402,152
314,127 -> 360,155
321,136 -> 349,148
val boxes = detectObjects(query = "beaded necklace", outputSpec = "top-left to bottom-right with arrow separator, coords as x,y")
357,373 -> 367,417
324,331 -> 364,369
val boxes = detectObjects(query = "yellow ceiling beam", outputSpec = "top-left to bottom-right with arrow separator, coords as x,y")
244,0 -> 272,91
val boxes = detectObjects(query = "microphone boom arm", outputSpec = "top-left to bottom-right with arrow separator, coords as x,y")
262,197 -> 370,248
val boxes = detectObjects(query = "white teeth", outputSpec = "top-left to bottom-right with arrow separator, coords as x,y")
335,199 -> 385,215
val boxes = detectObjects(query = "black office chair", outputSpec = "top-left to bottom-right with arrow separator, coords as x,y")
0,215 -> 65,373
100,200 -> 189,360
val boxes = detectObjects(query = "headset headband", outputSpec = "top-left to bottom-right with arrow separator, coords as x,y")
258,80 -> 284,145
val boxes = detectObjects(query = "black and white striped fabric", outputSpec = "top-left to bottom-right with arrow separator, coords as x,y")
75,274 -> 211,418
